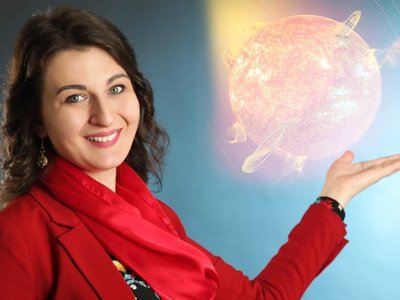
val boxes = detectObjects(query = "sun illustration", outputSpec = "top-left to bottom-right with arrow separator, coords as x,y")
228,12 -> 381,174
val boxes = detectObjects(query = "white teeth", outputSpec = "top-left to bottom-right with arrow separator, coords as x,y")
87,132 -> 117,143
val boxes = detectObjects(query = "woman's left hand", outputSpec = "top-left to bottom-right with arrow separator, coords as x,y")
319,151 -> 400,208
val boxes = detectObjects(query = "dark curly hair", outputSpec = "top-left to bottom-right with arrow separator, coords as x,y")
0,6 -> 169,206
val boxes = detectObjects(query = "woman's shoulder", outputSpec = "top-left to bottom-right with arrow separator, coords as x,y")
0,189 -> 46,248
0,184 -> 78,231
0,191 -> 39,222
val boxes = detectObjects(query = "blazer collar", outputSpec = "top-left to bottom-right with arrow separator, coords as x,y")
30,185 -> 80,228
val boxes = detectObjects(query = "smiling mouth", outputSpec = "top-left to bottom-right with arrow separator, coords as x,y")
86,131 -> 118,143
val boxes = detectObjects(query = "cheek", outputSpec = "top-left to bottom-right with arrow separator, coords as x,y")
44,112 -> 85,143
121,98 -> 140,127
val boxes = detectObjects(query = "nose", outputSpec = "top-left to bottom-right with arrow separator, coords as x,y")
88,95 -> 115,127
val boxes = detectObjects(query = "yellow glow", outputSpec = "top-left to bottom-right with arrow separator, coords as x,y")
205,0 -> 285,78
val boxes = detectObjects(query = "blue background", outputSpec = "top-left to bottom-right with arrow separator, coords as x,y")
1,1 -> 399,299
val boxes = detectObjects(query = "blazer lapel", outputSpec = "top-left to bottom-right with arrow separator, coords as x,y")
30,186 -> 134,300
58,223 -> 134,299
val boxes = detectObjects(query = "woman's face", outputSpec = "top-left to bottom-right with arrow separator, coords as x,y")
39,47 -> 140,181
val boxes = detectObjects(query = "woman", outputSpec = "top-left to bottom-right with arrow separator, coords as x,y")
0,6 -> 399,300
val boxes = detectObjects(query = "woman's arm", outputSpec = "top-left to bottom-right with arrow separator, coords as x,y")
159,151 -> 400,299
190,203 -> 346,299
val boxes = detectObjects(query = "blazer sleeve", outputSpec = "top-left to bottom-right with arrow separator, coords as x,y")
159,202 -> 348,300
0,214 -> 36,300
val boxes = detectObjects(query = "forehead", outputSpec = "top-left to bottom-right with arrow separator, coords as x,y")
43,47 -> 125,86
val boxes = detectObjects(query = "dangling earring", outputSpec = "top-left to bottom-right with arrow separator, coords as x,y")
37,139 -> 48,169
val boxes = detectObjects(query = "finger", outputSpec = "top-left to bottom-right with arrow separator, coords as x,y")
358,153 -> 400,170
354,157 -> 400,186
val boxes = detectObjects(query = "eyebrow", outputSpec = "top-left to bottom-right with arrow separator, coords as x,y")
107,73 -> 129,84
55,73 -> 130,95
56,84 -> 86,95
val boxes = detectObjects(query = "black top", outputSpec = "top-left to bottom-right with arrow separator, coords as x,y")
112,259 -> 161,300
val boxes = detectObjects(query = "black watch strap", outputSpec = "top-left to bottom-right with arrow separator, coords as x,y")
314,196 -> 345,221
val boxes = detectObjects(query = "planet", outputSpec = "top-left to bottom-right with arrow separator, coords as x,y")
228,12 -> 382,173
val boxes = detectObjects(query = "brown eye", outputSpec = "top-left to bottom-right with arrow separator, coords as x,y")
109,85 -> 124,95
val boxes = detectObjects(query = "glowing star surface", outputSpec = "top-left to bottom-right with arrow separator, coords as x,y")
228,13 -> 381,173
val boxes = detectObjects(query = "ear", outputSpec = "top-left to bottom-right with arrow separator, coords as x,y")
35,122 -> 47,139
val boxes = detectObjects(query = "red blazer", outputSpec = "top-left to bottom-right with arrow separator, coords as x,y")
0,185 -> 347,299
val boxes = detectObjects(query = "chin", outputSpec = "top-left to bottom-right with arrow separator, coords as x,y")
95,159 -> 125,170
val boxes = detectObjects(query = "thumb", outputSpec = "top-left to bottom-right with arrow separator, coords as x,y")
337,150 -> 355,163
